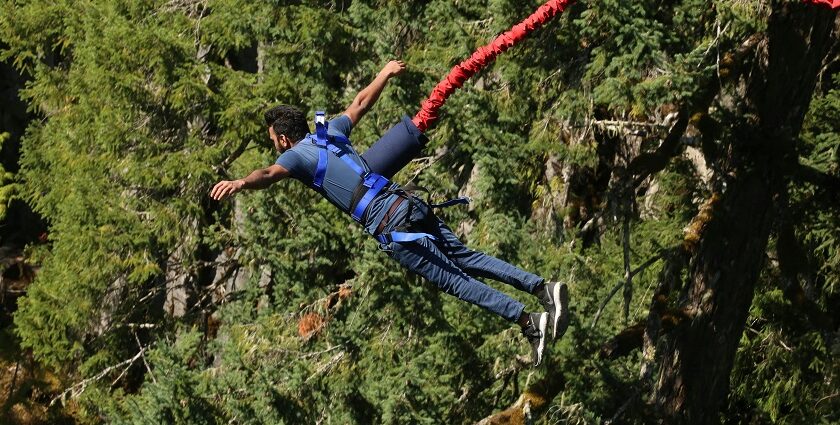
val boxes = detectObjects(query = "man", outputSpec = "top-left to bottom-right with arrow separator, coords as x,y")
210,60 -> 569,366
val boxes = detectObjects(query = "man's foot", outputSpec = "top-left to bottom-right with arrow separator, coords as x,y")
521,312 -> 549,367
537,281 -> 570,340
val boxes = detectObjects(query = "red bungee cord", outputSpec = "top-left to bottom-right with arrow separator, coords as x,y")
411,0 -> 837,133
412,0 -> 575,132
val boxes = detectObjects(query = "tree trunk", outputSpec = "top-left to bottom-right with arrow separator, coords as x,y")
651,5 -> 837,423
652,169 -> 776,422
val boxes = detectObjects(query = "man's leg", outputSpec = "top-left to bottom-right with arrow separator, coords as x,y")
387,236 -> 550,366
386,236 -> 526,322
402,200 -> 570,341
384,197 -> 559,366
401,199 -> 543,295
431,217 -> 544,294
428,220 -> 572,339
389,238 -> 550,366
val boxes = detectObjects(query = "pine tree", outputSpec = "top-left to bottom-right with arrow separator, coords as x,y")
1,0 -> 838,423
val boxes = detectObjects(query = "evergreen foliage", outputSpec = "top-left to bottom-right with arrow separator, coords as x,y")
0,0 -> 837,423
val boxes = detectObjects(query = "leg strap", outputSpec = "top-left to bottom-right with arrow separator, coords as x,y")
376,232 -> 436,244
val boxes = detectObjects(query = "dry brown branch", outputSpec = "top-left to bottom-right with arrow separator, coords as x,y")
405,147 -> 449,185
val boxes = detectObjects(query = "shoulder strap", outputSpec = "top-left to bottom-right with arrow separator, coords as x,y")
312,111 -> 330,188
309,111 -> 389,222
312,111 -> 369,188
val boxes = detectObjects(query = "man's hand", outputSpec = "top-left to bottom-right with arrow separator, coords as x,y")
343,60 -> 407,126
210,179 -> 245,201
381,60 -> 406,78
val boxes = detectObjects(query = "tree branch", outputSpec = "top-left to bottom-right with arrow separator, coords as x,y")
476,358 -> 567,425
218,138 -> 252,174
601,245 -> 690,361
591,248 -> 670,329
628,111 -> 690,187
628,33 -> 764,188
621,207 -> 632,325
600,305 -> 690,360
135,332 -> 157,384
51,348 -> 147,406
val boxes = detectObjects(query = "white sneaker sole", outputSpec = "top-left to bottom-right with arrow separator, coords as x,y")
536,313 -> 548,366
552,283 -> 570,340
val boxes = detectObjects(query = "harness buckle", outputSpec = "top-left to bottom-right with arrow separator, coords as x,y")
363,172 -> 382,188
315,111 -> 329,142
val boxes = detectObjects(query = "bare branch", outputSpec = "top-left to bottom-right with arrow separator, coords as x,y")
628,111 -> 690,188
591,249 -> 670,329
217,138 -> 252,175
51,348 -> 147,406
405,146 -> 449,186
135,332 -> 157,384
600,307 -> 690,361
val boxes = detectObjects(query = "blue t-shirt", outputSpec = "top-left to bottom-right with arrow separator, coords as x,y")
275,115 -> 408,235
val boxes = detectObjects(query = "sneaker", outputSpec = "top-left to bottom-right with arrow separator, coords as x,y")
521,312 -> 549,367
537,281 -> 570,340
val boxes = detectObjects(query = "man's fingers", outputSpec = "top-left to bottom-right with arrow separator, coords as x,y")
220,185 -> 233,200
211,181 -> 233,201
213,183 -> 227,200
223,184 -> 239,200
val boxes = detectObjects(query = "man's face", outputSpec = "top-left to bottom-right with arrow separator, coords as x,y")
269,127 -> 292,153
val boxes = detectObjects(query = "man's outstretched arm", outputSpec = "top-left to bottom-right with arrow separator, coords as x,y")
343,60 -> 406,126
210,164 -> 289,201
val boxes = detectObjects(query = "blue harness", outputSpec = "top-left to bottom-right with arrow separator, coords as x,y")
308,112 -> 466,245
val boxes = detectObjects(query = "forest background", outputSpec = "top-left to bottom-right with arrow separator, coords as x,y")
0,0 -> 838,424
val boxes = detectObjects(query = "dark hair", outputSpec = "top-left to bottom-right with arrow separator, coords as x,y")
264,105 -> 309,143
